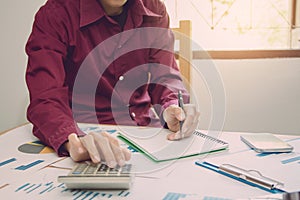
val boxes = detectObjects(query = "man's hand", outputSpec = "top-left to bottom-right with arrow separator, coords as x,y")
64,132 -> 131,168
163,104 -> 200,140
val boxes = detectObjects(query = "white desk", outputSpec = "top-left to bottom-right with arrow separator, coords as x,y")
0,123 -> 299,199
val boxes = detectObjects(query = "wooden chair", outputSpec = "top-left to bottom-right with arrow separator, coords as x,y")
171,20 -> 192,91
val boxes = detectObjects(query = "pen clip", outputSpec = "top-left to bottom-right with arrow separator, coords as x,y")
219,164 -> 284,190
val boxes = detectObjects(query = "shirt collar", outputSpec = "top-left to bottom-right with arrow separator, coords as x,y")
131,0 -> 162,17
80,0 -> 162,28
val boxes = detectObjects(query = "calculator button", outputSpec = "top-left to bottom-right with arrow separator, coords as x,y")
72,163 -> 88,175
120,164 -> 131,176
108,166 -> 120,175
121,164 -> 131,173
96,164 -> 109,175
84,164 -> 99,175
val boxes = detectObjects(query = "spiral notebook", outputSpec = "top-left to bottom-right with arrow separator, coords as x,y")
118,127 -> 229,162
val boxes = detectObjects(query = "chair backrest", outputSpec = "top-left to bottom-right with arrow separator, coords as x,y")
171,20 -> 192,91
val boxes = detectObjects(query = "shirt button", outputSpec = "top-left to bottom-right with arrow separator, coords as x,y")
119,76 -> 124,81
131,112 -> 136,118
118,45 -> 122,49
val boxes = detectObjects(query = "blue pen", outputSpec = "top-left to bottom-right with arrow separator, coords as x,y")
178,90 -> 184,138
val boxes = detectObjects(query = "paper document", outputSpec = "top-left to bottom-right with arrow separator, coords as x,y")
0,124 -> 62,185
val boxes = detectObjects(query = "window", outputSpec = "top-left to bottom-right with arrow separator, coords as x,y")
163,0 -> 300,52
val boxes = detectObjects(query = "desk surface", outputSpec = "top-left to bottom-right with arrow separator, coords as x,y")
0,123 -> 299,199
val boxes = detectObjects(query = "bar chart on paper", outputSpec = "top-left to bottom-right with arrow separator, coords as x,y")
0,158 -> 17,167
0,158 -> 44,171
162,192 -> 232,200
13,181 -> 131,199
281,155 -> 300,164
162,192 -> 198,200
79,126 -> 117,134
14,160 -> 44,171
256,152 -> 300,165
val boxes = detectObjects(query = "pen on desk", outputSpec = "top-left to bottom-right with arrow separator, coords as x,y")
178,90 -> 184,138
196,161 -> 286,194
219,164 -> 284,191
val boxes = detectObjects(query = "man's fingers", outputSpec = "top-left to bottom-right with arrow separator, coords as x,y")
181,112 -> 197,136
92,132 -> 117,168
67,132 -> 132,166
69,131 -> 132,167
181,104 -> 199,136
163,105 -> 184,132
80,135 -> 101,163
101,131 -> 120,146
163,105 -> 177,119
109,143 -> 126,166
183,111 -> 201,138
167,131 -> 182,140
101,132 -> 131,166
174,107 -> 185,121
102,132 -> 123,165
167,109 -> 200,141
122,148 -> 132,161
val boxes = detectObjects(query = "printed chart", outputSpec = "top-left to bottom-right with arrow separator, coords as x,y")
0,158 -> 45,171
162,192 -> 230,200
14,181 -> 130,200
18,141 -> 54,154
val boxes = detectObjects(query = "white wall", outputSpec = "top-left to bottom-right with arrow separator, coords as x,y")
0,0 -> 46,133
0,1 -> 299,136
192,58 -> 300,135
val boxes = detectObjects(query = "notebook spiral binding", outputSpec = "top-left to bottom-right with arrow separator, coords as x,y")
193,130 -> 227,145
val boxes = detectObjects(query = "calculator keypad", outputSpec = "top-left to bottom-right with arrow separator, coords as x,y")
70,163 -> 131,177
58,162 -> 132,189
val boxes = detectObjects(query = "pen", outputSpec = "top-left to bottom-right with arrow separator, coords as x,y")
196,161 -> 286,194
219,164 -> 284,191
178,90 -> 184,138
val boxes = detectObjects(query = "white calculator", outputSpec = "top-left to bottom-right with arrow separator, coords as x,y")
57,162 -> 132,190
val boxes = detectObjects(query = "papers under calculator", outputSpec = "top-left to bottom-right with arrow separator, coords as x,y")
118,127 -> 229,162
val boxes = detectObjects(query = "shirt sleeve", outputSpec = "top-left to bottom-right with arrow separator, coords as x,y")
147,1 -> 190,123
25,4 -> 85,156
